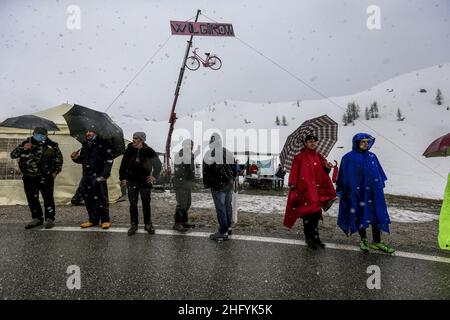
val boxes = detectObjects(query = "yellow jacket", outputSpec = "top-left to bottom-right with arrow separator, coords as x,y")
438,173 -> 450,250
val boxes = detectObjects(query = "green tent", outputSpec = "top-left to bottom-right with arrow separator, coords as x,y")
438,173 -> 450,250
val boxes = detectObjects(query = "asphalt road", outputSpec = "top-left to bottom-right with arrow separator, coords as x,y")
0,224 -> 449,300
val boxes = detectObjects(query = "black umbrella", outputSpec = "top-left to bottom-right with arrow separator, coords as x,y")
0,114 -> 60,132
63,104 -> 125,158
280,114 -> 338,172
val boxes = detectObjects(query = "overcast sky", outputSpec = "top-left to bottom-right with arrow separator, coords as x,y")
1,0 -> 449,120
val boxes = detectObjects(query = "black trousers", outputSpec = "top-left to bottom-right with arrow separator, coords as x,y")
359,225 -> 381,243
71,179 -> 85,204
276,178 -> 284,189
128,180 -> 152,225
174,183 -> 192,224
302,211 -> 322,241
23,175 -> 55,221
81,175 -> 110,224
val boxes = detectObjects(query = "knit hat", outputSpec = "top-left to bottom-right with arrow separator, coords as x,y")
33,127 -> 48,135
133,132 -> 146,142
304,134 -> 318,142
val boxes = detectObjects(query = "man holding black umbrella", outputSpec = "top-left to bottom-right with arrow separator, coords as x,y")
71,130 -> 114,229
10,127 -> 63,229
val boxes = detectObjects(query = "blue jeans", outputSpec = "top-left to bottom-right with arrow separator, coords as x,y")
211,189 -> 233,234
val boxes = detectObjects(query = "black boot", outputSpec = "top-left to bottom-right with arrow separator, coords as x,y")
144,224 -> 155,234
306,239 -> 318,249
303,215 -> 317,249
314,237 -> 326,248
182,222 -> 195,229
128,224 -> 138,236
173,223 -> 188,233
313,226 -> 325,248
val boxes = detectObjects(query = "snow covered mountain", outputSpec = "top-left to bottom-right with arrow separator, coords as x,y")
110,63 -> 450,199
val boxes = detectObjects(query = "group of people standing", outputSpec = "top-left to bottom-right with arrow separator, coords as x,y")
11,128 -> 161,234
11,128 -> 237,242
284,133 -> 395,253
11,127 -> 395,253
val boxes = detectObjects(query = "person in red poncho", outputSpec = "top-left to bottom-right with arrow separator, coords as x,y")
284,134 -> 337,249
248,163 -> 259,175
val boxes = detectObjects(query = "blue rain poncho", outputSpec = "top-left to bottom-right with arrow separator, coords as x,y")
336,133 -> 391,235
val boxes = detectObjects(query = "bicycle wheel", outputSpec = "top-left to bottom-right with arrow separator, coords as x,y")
185,56 -> 200,71
208,56 -> 222,70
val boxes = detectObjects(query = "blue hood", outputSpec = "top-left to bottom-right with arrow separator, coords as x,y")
352,133 -> 375,152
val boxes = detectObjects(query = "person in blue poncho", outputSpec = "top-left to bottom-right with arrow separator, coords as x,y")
336,133 -> 395,254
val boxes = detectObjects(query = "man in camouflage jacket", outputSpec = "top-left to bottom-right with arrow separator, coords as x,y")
10,127 -> 63,229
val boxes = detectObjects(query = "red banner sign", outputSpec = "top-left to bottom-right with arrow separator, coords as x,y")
170,21 -> 235,37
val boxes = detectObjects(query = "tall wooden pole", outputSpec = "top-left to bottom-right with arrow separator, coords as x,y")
164,9 -> 201,175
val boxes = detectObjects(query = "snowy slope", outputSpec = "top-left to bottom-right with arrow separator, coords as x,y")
153,191 -> 439,223
110,63 -> 450,199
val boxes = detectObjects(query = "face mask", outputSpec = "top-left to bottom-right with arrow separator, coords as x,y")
33,134 -> 46,142
86,134 -> 97,141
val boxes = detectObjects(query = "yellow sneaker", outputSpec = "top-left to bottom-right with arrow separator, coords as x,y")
101,222 -> 111,229
80,221 -> 96,228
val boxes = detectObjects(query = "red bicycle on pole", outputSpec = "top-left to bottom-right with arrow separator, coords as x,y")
185,47 -> 222,71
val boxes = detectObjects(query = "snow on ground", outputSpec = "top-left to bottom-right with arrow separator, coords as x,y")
113,63 -> 450,199
154,192 -> 439,223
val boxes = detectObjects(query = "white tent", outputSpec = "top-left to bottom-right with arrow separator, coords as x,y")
0,103 -> 122,205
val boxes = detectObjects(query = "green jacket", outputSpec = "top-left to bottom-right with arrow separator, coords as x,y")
10,137 -> 63,177
438,173 -> 450,250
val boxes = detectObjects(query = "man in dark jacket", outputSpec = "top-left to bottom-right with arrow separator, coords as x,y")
119,132 -> 162,236
203,133 -> 237,241
172,139 -> 200,232
10,127 -> 63,229
71,130 -> 114,229
275,164 -> 286,189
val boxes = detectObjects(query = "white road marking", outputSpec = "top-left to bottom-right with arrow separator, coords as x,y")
42,226 -> 450,264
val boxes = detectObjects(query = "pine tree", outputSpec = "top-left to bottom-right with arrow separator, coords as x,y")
355,103 -> 360,119
396,108 -> 405,121
370,101 -> 378,118
297,100 -> 300,107
436,89 -> 443,105
347,101 -> 360,121
342,113 -> 348,126
365,107 -> 370,120
346,107 -> 353,123
282,115 -> 288,126
275,116 -> 280,126
350,102 -> 356,120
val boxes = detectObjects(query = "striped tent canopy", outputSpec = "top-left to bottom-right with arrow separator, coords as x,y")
280,114 -> 338,172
